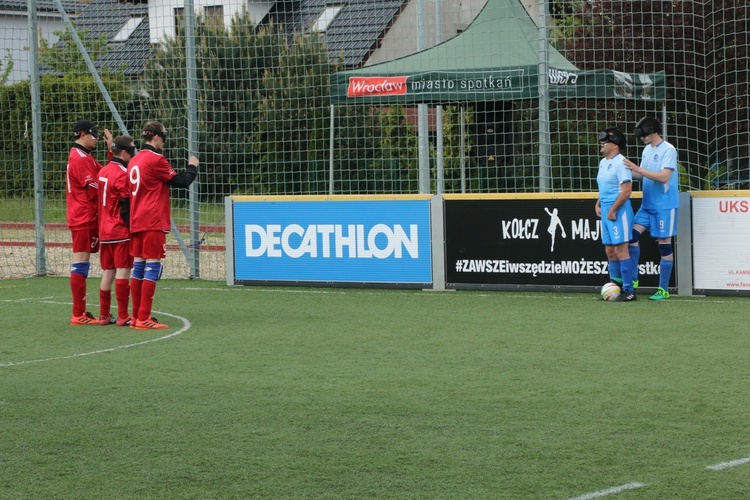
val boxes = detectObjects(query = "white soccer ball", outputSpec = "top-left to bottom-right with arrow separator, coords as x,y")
600,282 -> 622,301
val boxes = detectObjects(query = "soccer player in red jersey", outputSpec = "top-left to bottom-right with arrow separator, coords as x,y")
98,136 -> 136,326
127,121 -> 199,330
66,119 -> 113,326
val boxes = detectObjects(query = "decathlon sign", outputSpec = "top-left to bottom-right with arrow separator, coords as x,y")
231,198 -> 432,285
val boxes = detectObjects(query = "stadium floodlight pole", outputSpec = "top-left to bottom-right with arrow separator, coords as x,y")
417,0 -> 430,194
28,0 -> 46,275
51,0 -> 128,137
538,0 -> 551,192
183,0 -> 201,279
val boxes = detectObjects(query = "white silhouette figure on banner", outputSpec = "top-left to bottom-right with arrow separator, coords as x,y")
544,207 -> 567,252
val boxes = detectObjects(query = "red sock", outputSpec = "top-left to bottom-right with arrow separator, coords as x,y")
138,280 -> 157,321
131,278 -> 143,322
115,279 -> 130,319
99,289 -> 112,318
70,273 -> 87,316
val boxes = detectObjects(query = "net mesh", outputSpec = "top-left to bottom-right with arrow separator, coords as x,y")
1,0 -> 747,279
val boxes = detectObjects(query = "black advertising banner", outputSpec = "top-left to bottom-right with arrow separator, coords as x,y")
444,197 -> 674,289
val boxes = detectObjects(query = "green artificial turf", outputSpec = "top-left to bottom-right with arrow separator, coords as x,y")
2,277 -> 750,498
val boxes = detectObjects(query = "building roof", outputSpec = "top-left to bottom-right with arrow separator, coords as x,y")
0,0 -> 80,14
64,0 -> 150,77
265,0 -> 408,68
54,0 -> 407,78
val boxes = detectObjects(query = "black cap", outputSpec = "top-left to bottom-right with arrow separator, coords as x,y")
73,119 -> 95,133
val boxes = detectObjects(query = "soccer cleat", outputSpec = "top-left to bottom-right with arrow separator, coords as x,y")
134,317 -> 169,330
649,287 -> 670,301
71,311 -> 98,326
116,315 -> 132,327
612,292 -> 637,302
99,314 -> 116,326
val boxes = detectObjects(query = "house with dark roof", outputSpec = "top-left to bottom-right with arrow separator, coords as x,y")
72,0 -> 150,78
0,0 -> 80,83
47,0 -> 504,81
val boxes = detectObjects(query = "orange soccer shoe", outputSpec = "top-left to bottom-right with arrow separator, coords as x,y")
134,317 -> 169,330
71,311 -> 99,326
115,315 -> 132,327
99,314 -> 116,325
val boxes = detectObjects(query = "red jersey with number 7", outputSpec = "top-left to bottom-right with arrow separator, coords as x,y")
66,144 -> 104,230
127,147 -> 177,233
98,158 -> 131,242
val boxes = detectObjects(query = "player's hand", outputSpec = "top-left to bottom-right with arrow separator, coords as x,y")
189,156 -> 199,168
103,129 -> 113,149
607,210 -> 617,221
623,158 -> 637,171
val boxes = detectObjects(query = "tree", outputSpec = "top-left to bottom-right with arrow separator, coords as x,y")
144,10 -> 286,200
0,29 -> 138,198
251,30 -> 339,194
0,49 -> 12,85
39,29 -> 110,76
555,1 -> 750,188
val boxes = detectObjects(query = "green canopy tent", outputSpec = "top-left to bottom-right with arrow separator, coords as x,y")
327,0 -> 666,191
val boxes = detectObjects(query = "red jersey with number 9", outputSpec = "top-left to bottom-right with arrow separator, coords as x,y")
127,148 -> 177,233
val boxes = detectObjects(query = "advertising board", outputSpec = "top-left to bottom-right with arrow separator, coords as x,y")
231,197 -> 432,286
444,195 -> 671,289
692,194 -> 750,294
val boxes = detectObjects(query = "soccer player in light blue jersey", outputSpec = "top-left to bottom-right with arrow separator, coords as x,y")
623,117 -> 679,300
595,127 -> 637,302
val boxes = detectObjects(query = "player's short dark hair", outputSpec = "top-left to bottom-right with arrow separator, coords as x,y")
111,135 -> 136,156
142,121 -> 167,142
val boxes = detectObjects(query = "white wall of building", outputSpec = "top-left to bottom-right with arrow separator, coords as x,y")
0,11 -> 67,84
148,0 -> 273,43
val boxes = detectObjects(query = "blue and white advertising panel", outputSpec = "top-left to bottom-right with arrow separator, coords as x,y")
232,197 -> 432,286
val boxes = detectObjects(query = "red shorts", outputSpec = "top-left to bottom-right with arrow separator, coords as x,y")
131,231 -> 167,260
70,228 -> 100,253
100,241 -> 134,270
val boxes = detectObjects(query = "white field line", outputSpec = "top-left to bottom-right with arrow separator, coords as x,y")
0,299 -> 190,367
706,456 -> 750,471
567,482 -> 646,500
164,285 -> 748,304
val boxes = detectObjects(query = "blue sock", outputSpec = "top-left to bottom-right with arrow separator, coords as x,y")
660,259 -> 674,289
629,245 -> 640,282
608,260 -> 621,282
619,259 -> 634,293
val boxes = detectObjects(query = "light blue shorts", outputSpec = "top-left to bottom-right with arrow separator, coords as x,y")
633,207 -> 678,238
601,202 -> 634,246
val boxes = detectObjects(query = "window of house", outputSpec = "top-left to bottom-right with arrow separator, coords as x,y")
314,5 -> 343,32
204,6 -> 224,26
175,7 -> 185,35
112,16 -> 144,42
